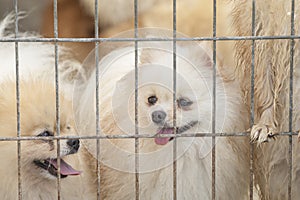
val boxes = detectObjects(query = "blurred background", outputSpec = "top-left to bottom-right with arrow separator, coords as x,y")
0,0 -> 47,32
0,0 -> 234,67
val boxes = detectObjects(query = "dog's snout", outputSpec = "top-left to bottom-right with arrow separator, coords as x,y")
67,139 -> 80,152
152,110 -> 167,124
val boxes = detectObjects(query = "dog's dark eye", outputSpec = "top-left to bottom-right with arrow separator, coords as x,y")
37,131 -> 53,137
178,98 -> 193,108
148,95 -> 158,105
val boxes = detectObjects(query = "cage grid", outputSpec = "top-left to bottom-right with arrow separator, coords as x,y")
1,0 -> 298,199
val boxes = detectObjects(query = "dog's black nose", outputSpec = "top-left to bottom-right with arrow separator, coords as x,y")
152,110 -> 167,124
67,139 -> 80,152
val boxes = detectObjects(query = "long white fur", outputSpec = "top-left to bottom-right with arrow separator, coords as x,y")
77,40 -> 251,199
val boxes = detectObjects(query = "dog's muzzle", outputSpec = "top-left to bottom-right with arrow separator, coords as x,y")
33,139 -> 81,178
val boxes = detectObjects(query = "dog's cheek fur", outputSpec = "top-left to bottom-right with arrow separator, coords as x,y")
21,141 -> 57,161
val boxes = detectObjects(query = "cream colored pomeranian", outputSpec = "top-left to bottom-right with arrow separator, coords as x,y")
230,1 -> 300,199
0,80 -> 85,199
0,14 -> 95,199
76,37 -> 250,199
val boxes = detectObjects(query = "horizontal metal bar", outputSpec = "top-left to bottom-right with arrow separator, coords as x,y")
1,35 -> 300,43
0,131 -> 298,141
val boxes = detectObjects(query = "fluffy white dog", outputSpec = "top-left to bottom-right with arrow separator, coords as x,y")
76,38 -> 250,199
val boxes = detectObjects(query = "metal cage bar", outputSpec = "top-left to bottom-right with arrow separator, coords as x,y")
3,35 -> 300,43
250,0 -> 256,199
134,0 -> 140,199
1,131 -> 299,142
211,0 -> 217,199
172,0 -> 177,199
52,0 -> 62,199
13,0 -> 21,199
2,0 -> 299,199
288,0 -> 296,199
93,0 -> 101,199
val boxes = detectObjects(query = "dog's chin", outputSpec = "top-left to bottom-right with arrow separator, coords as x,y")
154,121 -> 198,145
33,156 -> 81,179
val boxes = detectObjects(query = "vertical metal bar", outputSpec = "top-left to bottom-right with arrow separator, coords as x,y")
172,0 -> 177,200
211,0 -> 217,199
288,0 -> 295,199
134,0 -> 140,199
13,0 -> 21,199
53,0 -> 61,199
94,0 -> 101,199
250,0 -> 256,199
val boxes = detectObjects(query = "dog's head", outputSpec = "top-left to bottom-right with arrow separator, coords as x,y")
112,43 -> 224,147
135,78 -> 199,146
0,80 -> 81,180
76,41 -> 231,172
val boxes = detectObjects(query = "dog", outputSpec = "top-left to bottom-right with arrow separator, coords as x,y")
76,36 -> 250,199
230,0 -> 300,199
0,80 -> 85,199
0,14 -> 95,199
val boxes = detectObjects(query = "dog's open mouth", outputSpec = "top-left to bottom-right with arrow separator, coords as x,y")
155,121 -> 198,145
34,158 -> 81,178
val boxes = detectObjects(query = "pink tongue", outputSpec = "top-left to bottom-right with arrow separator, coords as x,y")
155,128 -> 174,145
48,159 -> 81,176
